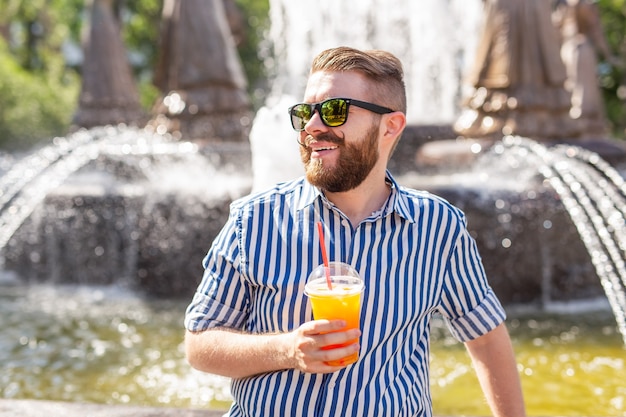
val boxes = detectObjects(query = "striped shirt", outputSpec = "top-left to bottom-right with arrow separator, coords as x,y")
184,172 -> 506,417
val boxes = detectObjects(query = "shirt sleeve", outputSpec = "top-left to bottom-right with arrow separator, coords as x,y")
184,207 -> 250,332
438,217 -> 507,342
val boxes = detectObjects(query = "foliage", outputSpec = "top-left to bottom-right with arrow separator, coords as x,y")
0,0 -> 84,70
234,0 -> 272,109
0,0 -> 270,149
597,0 -> 626,138
0,0 -> 81,149
0,0 -> 624,148
117,0 -> 163,80
0,39 -> 79,150
116,0 -> 165,113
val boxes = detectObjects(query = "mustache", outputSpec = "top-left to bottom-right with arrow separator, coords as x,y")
299,132 -> 345,148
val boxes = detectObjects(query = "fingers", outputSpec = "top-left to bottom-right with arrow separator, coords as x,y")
300,319 -> 348,335
291,320 -> 361,374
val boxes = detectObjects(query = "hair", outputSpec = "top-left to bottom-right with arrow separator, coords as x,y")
310,46 -> 407,114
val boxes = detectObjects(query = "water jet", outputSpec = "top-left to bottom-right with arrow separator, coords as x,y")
2,0 -> 626,414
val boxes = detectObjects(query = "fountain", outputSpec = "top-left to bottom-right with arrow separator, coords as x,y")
265,0 -> 483,125
1,0 -> 626,415
506,136 -> 626,342
0,126 -> 250,295
257,0 -> 626,334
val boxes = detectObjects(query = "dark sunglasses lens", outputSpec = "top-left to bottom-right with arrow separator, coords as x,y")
290,104 -> 312,130
320,99 -> 348,127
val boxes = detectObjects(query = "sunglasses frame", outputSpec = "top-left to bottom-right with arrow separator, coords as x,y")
288,97 -> 394,131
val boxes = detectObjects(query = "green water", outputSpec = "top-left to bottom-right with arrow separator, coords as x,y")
430,314 -> 625,416
1,285 -> 624,416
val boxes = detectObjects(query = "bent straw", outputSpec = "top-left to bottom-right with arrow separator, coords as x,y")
317,221 -> 333,290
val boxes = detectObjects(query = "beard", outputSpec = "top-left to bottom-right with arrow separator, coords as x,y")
300,123 -> 379,192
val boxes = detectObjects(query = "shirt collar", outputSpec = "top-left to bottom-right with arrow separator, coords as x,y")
297,171 -> 416,223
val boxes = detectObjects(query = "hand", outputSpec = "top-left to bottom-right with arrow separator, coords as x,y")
288,319 -> 361,373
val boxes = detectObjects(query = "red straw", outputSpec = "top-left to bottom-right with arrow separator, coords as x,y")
317,221 -> 333,290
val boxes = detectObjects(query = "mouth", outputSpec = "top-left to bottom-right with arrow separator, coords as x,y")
310,144 -> 338,158
304,133 -> 342,158
312,144 -> 338,152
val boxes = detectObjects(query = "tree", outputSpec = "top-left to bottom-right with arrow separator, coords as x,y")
0,0 -> 81,149
0,0 -> 270,148
597,0 -> 626,138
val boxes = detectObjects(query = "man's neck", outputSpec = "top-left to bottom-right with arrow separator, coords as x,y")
324,172 -> 391,226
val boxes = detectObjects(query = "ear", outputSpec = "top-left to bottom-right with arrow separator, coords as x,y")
380,111 -> 407,145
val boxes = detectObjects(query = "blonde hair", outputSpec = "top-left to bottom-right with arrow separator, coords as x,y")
310,46 -> 407,114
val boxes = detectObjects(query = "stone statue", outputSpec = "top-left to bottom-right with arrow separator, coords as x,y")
151,0 -> 252,143
554,0 -> 617,139
72,0 -> 145,128
454,0 -> 580,141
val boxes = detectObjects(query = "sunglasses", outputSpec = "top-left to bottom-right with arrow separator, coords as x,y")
288,97 -> 394,131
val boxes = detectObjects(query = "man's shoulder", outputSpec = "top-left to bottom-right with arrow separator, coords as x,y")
231,176 -> 308,210
398,185 -> 457,208
397,185 -> 465,221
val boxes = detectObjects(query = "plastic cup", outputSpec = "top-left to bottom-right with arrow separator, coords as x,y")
304,262 -> 364,366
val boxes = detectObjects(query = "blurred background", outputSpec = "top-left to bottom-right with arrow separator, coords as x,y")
1,0 -> 626,152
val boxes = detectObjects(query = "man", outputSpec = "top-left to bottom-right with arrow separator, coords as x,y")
184,46 -> 526,417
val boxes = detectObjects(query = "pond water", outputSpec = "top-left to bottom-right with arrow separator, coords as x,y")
1,284 -> 624,416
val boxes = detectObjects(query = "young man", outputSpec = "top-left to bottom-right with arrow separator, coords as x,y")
184,46 -> 526,417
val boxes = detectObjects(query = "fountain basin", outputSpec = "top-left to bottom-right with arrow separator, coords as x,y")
3,127 -> 622,306
399,171 -> 605,306
0,284 -> 622,416
0,399 -> 221,417
2,138 -> 251,297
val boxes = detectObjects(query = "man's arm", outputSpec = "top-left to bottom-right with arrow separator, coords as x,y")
185,319 -> 361,379
464,323 -> 527,417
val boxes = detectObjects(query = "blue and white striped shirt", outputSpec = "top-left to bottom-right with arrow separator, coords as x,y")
185,172 -> 506,417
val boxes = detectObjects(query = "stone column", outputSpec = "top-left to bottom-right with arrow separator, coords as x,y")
72,0 -> 145,128
150,0 -> 252,144
453,0 -> 581,141
554,0 -> 616,139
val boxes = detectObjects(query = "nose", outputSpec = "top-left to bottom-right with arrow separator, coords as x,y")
304,106 -> 328,134
298,110 -> 326,147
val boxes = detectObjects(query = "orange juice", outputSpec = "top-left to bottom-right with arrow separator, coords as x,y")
305,274 -> 364,366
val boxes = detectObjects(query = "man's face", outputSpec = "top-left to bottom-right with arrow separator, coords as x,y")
300,124 -> 379,193
298,71 -> 382,192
